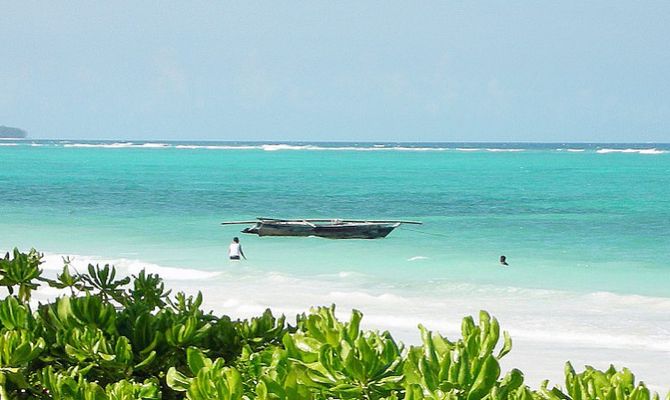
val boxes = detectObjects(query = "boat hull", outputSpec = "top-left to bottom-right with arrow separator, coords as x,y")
242,222 -> 399,239
243,222 -> 314,237
312,224 -> 397,239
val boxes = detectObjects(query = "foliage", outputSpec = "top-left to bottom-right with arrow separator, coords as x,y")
402,312 -> 522,400
0,247 -> 666,399
41,258 -> 91,295
536,363 -> 665,400
0,249 -> 43,302
284,306 -> 404,399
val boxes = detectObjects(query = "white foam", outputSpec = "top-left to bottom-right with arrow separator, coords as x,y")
63,142 -> 171,149
587,291 -> 670,310
637,149 -> 666,154
35,142 -> 548,153
41,253 -> 220,281
407,256 -> 429,261
336,271 -> 366,278
262,144 -> 311,151
312,271 -> 369,280
258,144 -> 453,152
597,148 -> 667,155
390,146 -> 449,152
486,148 -> 525,152
508,328 -> 670,352
327,291 -> 409,305
174,144 -> 258,150
64,142 -> 135,148
138,143 -> 170,148
566,148 -> 586,152
0,143 -> 18,146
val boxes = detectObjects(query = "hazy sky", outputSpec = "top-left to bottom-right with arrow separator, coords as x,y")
1,2 -> 669,142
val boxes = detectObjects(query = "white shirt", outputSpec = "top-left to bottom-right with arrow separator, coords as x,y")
228,242 -> 241,257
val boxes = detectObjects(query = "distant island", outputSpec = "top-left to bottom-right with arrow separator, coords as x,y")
0,125 -> 27,138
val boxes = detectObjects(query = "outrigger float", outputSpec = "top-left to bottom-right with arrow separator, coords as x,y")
221,217 -> 422,239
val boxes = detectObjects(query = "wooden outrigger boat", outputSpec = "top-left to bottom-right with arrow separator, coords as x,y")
221,217 -> 422,239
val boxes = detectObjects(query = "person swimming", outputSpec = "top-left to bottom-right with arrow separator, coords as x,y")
500,255 -> 509,266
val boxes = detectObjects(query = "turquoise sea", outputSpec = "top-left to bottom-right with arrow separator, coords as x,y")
1,140 -> 669,387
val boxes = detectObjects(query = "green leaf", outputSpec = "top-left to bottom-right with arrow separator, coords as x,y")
497,331 -> 512,359
187,346 -> 212,374
166,367 -> 192,392
466,355 -> 500,400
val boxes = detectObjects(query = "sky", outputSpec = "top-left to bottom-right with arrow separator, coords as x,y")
1,1 -> 669,142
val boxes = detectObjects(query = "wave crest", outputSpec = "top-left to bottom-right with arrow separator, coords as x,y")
41,253 -> 220,281
597,148 -> 667,155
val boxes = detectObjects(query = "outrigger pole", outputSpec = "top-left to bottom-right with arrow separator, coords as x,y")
220,217 -> 422,225
256,217 -> 422,224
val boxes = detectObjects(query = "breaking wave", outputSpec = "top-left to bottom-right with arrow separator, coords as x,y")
175,144 -> 258,150
64,142 -> 135,148
5,141 -> 670,155
62,142 -> 171,149
485,148 -> 525,152
41,253 -> 220,280
596,148 -> 667,155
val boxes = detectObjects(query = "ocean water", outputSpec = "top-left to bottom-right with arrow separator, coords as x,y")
1,140 -> 670,388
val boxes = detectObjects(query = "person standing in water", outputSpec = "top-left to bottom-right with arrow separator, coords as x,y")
499,255 -> 509,266
228,237 -> 246,260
